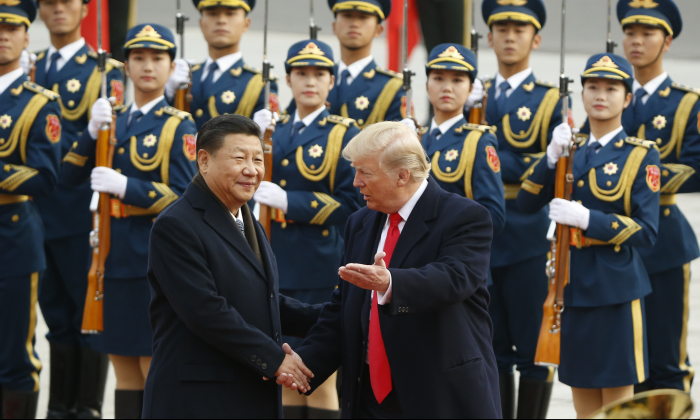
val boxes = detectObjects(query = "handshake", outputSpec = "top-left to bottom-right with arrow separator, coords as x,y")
265,343 -> 315,393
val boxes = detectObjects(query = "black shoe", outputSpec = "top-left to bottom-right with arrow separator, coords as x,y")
2,390 -> 39,419
74,348 -> 109,419
499,373 -> 516,420
114,391 -> 143,420
46,343 -> 81,419
307,407 -> 340,419
516,376 -> 554,419
283,406 -> 308,419
634,381 -> 654,394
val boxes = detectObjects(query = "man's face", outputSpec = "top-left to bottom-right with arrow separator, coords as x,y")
623,24 -> 671,68
125,49 -> 175,94
38,0 -> 86,36
0,24 -> 28,66
200,134 -> 264,207
427,69 -> 473,114
332,11 -> 382,50
352,155 -> 404,213
287,67 -> 335,110
488,21 -> 540,65
582,78 -> 632,122
200,7 -> 250,49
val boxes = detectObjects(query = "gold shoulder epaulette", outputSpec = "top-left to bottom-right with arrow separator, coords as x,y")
243,64 -> 278,81
456,123 -> 491,133
107,58 -> 124,69
163,106 -> 192,121
575,133 -> 589,146
482,78 -> 494,90
327,115 -> 355,127
671,83 -> 700,95
35,50 -> 47,61
625,137 -> 658,149
418,127 -> 429,136
23,81 -> 59,100
191,63 -> 202,72
535,79 -> 556,88
114,104 -> 128,113
278,114 -> 291,125
375,67 -> 403,79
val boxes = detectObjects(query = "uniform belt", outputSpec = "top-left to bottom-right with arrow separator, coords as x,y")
0,194 -> 29,206
570,228 -> 609,249
110,199 -> 154,219
660,194 -> 676,206
504,184 -> 521,200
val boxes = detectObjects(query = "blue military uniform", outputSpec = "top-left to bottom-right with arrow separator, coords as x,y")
616,0 -> 698,392
481,1 -> 564,406
421,44 -> 506,238
273,40 -> 362,349
61,24 -> 197,357
0,2 -> 62,415
188,0 -> 279,129
518,53 -> 661,389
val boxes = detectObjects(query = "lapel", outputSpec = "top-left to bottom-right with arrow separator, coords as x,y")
290,109 -> 330,150
34,50 -> 48,88
427,117 -> 467,156
637,76 -> 672,129
273,118 -> 295,156
504,73 -> 537,116
576,130 -> 628,173
2,77 -> 24,110
53,44 -> 90,84
212,58 -> 244,93
341,61 -> 375,105
115,108 -> 130,141
126,99 -> 169,138
185,184 -> 268,281
191,64 -> 205,104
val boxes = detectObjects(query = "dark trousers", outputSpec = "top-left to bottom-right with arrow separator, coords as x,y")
490,255 -> 553,381
358,365 -> 402,419
39,235 -> 91,346
0,272 -> 43,391
643,264 -> 694,391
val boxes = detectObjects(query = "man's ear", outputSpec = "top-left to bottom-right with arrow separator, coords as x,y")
487,32 -> 494,48
286,74 -> 292,89
198,149 -> 210,173
396,168 -> 411,187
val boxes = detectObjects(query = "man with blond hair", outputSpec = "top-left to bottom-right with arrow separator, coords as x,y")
287,122 -> 501,418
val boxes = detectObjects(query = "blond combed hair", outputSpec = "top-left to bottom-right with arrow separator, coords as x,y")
342,121 -> 430,182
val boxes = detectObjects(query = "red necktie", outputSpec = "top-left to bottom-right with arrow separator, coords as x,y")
369,213 -> 402,404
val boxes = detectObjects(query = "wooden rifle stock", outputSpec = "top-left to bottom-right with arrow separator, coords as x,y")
174,84 -> 192,112
468,91 -> 489,126
29,65 -> 36,83
259,126 -> 274,240
81,114 -> 117,334
534,144 -> 576,366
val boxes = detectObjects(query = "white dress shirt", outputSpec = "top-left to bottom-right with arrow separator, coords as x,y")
494,68 -> 533,100
0,68 -> 26,95
200,51 -> 243,84
337,55 -> 374,86
633,72 -> 668,106
292,105 -> 326,135
46,38 -> 86,72
588,126 -> 624,152
428,114 -> 465,141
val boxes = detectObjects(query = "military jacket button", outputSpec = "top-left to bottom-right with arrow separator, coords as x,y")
280,180 -> 287,187
262,364 -> 267,370
577,180 -> 585,187
118,148 -> 125,155
11,214 -> 19,223
282,159 -> 289,167
251,355 -> 257,362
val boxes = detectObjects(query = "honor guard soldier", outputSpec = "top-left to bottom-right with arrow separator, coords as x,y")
420,43 -> 506,240
0,0 -> 63,418
165,0 -> 280,130
61,24 -> 197,419
470,1 -> 567,417
517,53 -> 661,419
253,40 -> 361,419
29,1 -> 125,418
616,0 -> 699,393
286,0 -> 408,129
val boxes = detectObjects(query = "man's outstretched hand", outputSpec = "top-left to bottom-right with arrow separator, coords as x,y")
269,343 -> 314,393
339,252 -> 391,293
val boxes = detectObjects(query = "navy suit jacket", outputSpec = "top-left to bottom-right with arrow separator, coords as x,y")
143,183 -> 322,419
296,178 -> 502,419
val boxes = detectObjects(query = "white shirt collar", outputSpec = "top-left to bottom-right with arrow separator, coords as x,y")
129,95 -> 165,117
337,55 -> 374,85
633,72 -> 668,103
388,179 -> 429,225
589,126 -> 624,149
202,52 -> 243,82
0,68 -> 27,95
429,114 -> 464,137
293,105 -> 326,127
231,209 -> 244,226
495,68 -> 533,95
47,38 -> 86,72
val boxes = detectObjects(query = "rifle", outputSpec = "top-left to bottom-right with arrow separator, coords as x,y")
467,0 -> 488,125
174,0 -> 192,112
401,0 -> 420,129
82,0 -> 116,334
309,0 -> 321,39
259,0 -> 274,240
534,0 -> 576,367
606,0 -> 617,53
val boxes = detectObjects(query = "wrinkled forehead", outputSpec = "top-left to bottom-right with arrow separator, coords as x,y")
220,133 -> 264,154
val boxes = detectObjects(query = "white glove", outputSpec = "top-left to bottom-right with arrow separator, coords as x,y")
91,167 -> 128,200
20,50 -> 36,76
399,118 -> 417,133
465,78 -> 485,110
254,181 -> 288,214
547,122 -> 573,169
253,109 -> 278,133
549,198 -> 590,230
88,98 -> 114,140
165,58 -> 192,100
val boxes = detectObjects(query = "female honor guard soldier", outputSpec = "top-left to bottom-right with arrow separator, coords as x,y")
253,40 -> 361,419
61,23 -> 198,419
517,54 -> 661,419
30,0 -> 125,417
420,43 -> 506,239
0,1 -> 63,418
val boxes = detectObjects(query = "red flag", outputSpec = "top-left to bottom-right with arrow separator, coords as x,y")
386,0 -> 421,72
81,0 -> 110,52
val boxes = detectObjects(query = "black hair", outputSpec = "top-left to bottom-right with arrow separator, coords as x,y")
196,114 -> 262,169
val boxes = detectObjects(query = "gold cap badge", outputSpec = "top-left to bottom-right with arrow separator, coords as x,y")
438,46 -> 464,60
497,0 -> 528,5
629,0 -> 659,8
0,0 -> 21,6
298,42 -> 325,56
134,25 -> 162,39
590,56 -> 619,69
